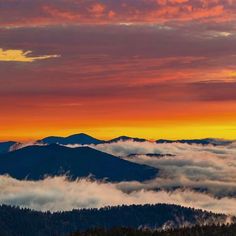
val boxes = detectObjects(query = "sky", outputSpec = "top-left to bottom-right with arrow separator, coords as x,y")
0,0 -> 236,141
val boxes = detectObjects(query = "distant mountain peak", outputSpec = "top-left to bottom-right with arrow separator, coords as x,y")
156,138 -> 233,146
67,133 -> 94,138
107,136 -> 147,143
39,133 -> 148,145
39,133 -> 104,145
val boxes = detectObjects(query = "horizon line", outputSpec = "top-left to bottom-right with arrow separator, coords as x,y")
0,132 -> 235,143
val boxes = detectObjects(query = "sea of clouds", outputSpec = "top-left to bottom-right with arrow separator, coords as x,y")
1,140 -> 236,214
0,175 -> 236,215
91,141 -> 236,197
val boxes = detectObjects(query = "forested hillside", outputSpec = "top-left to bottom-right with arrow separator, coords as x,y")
0,204 -> 228,236
71,224 -> 236,236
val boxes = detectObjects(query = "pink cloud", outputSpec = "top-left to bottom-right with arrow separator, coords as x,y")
0,0 -> 235,27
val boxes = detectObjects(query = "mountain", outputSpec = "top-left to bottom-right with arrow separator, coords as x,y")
107,136 -> 147,143
39,134 -> 233,146
0,141 -> 18,154
0,204 -> 228,236
39,133 -> 104,145
127,153 -> 174,158
156,138 -> 233,146
39,133 -> 148,146
0,144 -> 157,181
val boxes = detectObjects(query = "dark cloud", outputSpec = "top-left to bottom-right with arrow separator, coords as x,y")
0,25 -> 235,102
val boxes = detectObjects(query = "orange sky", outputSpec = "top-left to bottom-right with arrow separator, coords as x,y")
0,0 -> 236,141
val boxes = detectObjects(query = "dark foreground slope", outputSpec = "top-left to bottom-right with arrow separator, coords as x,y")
0,204 -> 228,236
72,224 -> 236,236
0,144 -> 157,181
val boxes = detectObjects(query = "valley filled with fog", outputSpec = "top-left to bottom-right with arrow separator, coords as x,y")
1,138 -> 236,215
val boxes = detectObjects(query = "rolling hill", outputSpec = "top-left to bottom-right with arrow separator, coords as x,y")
0,204 -> 229,236
0,144 -> 157,181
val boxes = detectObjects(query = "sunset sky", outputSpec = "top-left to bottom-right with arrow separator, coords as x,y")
1,0 -> 236,141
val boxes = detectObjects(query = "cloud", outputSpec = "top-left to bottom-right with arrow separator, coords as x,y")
75,140 -> 236,198
0,0 -> 236,27
0,48 -> 60,62
1,175 -> 236,215
89,3 -> 106,16
2,141 -> 236,215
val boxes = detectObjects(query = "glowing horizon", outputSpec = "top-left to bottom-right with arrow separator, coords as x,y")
2,122 -> 236,142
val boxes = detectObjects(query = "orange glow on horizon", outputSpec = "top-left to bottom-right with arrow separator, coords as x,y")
1,118 -> 236,142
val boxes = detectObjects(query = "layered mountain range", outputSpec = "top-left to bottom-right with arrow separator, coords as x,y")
1,133 -> 233,155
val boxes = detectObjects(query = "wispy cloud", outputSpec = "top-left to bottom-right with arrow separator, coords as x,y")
0,48 -> 60,62
67,140 -> 236,198
1,175 -> 236,215
0,24 -> 236,140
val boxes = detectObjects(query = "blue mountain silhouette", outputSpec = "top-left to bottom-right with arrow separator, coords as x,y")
39,133 -> 147,145
39,133 -> 104,145
156,138 -> 232,146
107,136 -> 147,143
0,144 -> 157,181
0,141 -> 17,154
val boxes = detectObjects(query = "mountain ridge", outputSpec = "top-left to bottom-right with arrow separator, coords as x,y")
156,138 -> 233,146
39,133 -> 104,145
0,204 -> 229,236
0,144 -> 157,181
0,141 -> 20,154
106,136 -> 147,143
1,134 -> 234,154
